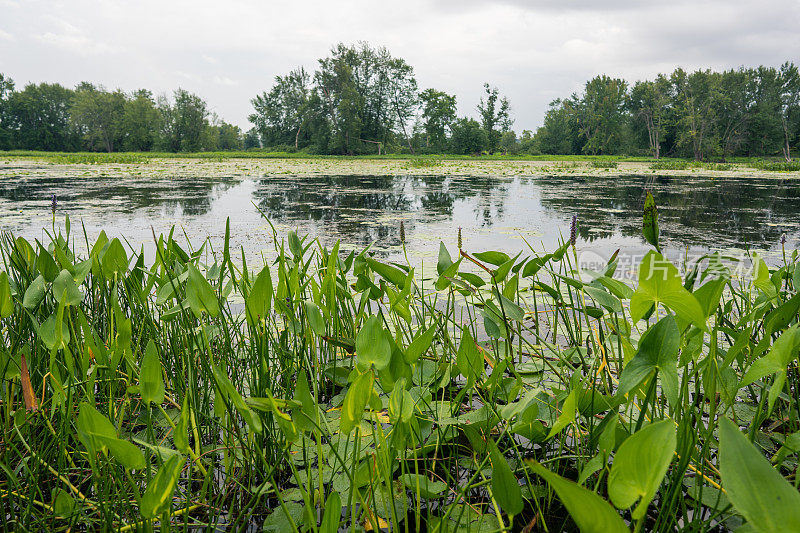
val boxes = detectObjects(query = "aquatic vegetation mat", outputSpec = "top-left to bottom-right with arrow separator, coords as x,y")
1,199 -> 800,532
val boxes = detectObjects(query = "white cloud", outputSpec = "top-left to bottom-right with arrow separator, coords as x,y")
32,20 -> 115,55
1,0 -> 798,130
212,75 -> 238,86
0,29 -> 14,41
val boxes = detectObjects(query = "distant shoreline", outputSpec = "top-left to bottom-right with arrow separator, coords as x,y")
1,153 -> 798,180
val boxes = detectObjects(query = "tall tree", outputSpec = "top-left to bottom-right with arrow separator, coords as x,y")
779,62 -> 800,161
577,75 -> 628,155
158,89 -> 208,152
386,57 -> 418,153
419,89 -> 457,152
70,83 -> 127,152
250,67 -> 311,149
121,89 -> 160,151
628,75 -> 671,159
449,117 -> 488,154
535,98 -> 580,155
6,82 -> 77,151
477,83 -> 512,153
0,73 -> 14,150
671,69 -> 722,160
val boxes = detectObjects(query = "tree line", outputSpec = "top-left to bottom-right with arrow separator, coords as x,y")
536,64 -> 800,160
0,76 -> 247,152
1,44 -> 798,159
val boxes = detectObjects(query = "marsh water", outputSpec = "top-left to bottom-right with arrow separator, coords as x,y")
0,170 -> 797,276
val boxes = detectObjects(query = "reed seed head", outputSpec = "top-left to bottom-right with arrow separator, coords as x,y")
458,227 -> 462,250
569,215 -> 578,246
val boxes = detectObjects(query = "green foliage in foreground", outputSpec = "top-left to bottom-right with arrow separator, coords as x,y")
1,205 -> 800,531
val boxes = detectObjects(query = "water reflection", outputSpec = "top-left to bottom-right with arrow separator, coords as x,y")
0,171 -> 796,266
532,175 -> 799,248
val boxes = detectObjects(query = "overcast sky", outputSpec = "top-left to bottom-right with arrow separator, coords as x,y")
2,0 -> 799,132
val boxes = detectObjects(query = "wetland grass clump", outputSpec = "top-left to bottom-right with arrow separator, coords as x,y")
749,159 -> 800,172
1,203 -> 800,531
589,160 -> 619,169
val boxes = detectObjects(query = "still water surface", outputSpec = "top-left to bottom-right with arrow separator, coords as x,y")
0,172 -> 797,275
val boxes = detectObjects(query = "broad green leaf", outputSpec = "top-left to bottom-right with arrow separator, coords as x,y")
642,191 -> 659,251
263,502 -> 305,532
741,324 -> 800,387
751,254 -> 777,299
303,300 -> 325,336
53,269 -> 83,306
140,340 -> 165,406
693,276 -> 727,318
94,435 -> 145,470
492,257 -> 516,283
437,242 -> 453,275
389,378 -> 414,423
245,264 -> 273,325
719,417 -> 800,533
292,371 -> 320,433
608,420 -> 675,520
77,401 -> 117,453
52,489 -> 76,517
489,440 -> 523,516
141,454 -> 183,518
617,315 -> 680,407
0,272 -> 13,317
210,363 -> 262,433
37,244 -> 59,282
174,395 -> 190,453
367,257 -> 406,287
356,315 -> 391,371
547,389 -> 577,439
100,238 -> 128,278
530,462 -> 628,533
320,491 -> 341,533
400,473 -> 448,499
39,312 -> 70,351
76,402 -> 144,469
630,251 -> 707,331
23,275 -> 46,310
455,327 -> 482,384
473,250 -> 510,266
584,285 -> 622,313
340,370 -> 373,435
186,263 -> 219,318
404,324 -> 436,364
288,230 -> 303,258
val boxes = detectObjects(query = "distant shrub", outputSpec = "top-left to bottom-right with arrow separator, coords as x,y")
407,157 -> 443,168
702,162 -> 735,171
48,153 -> 148,164
750,160 -> 800,172
590,160 -> 618,169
